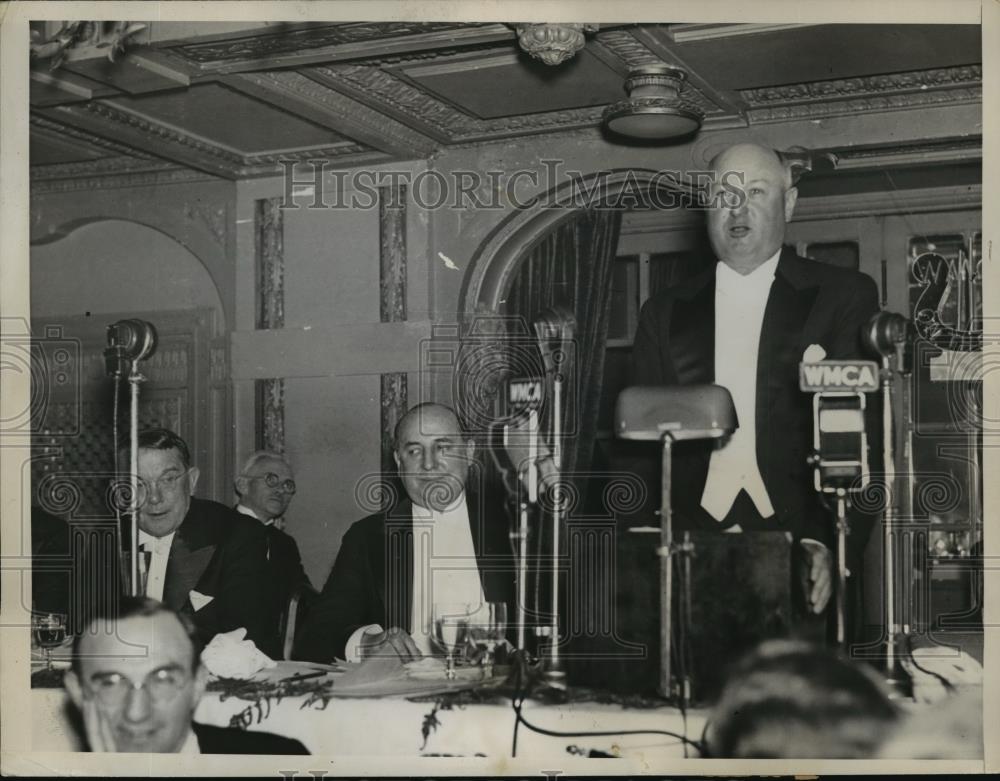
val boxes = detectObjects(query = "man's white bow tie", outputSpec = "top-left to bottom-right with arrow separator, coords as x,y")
142,538 -> 171,555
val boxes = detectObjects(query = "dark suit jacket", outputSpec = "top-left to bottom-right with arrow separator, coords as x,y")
631,248 -> 880,555
235,508 -> 316,656
86,498 -> 278,658
162,499 -> 278,658
295,491 -> 515,662
192,722 -> 308,754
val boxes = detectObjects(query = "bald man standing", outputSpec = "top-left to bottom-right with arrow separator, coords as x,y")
632,142 -> 879,633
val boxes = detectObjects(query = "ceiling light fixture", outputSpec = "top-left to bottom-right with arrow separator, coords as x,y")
513,23 -> 599,66
603,65 -> 704,141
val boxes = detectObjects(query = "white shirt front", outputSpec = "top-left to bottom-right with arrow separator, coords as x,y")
137,529 -> 175,602
700,250 -> 781,522
343,494 -> 484,661
408,496 -> 485,656
236,503 -> 275,527
179,728 -> 200,754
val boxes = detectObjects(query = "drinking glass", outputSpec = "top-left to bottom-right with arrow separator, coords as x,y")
474,602 -> 507,678
432,602 -> 474,680
32,613 -> 67,671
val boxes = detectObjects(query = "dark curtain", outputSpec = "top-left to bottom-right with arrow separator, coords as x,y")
504,208 -> 623,499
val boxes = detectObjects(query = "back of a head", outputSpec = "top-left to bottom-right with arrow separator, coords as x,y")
705,640 -> 900,758
73,596 -> 203,674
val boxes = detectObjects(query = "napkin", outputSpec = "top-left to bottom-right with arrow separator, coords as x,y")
200,628 -> 276,678
802,343 -> 827,362
189,590 -> 214,612
902,646 -> 982,704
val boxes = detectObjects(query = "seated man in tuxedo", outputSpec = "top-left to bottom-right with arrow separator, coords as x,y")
296,403 -> 513,662
103,428 -> 278,658
234,451 -> 315,656
631,142 -> 880,634
65,597 -> 307,754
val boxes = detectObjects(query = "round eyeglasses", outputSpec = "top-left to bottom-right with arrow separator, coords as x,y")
247,472 -> 296,494
88,666 -> 190,708
137,468 -> 193,496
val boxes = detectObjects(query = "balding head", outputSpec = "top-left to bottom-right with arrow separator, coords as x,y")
706,142 -> 798,274
393,403 -> 475,511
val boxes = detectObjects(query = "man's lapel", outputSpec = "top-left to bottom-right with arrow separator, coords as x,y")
163,505 -> 217,611
465,489 -> 516,602
756,249 -> 820,475
668,266 -> 716,385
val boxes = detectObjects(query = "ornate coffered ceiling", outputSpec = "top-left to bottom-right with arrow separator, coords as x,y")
29,21 -> 982,189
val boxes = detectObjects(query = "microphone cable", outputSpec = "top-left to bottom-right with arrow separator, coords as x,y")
508,652 -> 705,758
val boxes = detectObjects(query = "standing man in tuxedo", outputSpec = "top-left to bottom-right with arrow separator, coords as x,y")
234,451 -> 314,657
296,403 -> 513,663
631,142 -> 880,623
106,428 -> 277,657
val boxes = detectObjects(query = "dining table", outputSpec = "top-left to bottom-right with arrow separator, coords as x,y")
30,652 -> 706,760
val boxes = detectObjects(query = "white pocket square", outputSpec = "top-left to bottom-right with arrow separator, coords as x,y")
189,590 -> 214,612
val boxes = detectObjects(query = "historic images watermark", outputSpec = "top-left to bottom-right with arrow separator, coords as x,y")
277,158 -> 751,212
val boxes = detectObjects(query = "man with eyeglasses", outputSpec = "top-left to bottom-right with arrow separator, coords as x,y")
98,428 -> 279,658
65,597 -> 307,753
234,451 -> 314,656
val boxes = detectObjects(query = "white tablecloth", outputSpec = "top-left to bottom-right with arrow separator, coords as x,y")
31,664 -> 703,759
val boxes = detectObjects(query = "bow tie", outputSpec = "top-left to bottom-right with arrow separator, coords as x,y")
141,537 -> 171,556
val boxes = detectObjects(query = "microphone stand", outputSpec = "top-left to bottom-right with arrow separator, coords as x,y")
833,489 -> 850,648
880,347 -> 912,697
504,411 -> 538,654
543,374 -> 566,685
127,360 -> 144,596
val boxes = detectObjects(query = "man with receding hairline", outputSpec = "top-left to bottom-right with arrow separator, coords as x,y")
66,597 -> 307,754
632,141 -> 880,634
296,403 -> 513,663
88,428 -> 278,657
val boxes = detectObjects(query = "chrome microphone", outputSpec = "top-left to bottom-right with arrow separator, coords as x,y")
104,319 -> 158,378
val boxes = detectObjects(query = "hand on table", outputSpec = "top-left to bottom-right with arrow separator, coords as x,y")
799,539 -> 832,614
360,626 -> 422,662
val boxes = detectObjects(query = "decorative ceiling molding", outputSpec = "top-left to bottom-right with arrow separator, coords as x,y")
742,65 -> 982,122
169,22 -> 511,72
668,23 -> 826,43
30,155 -> 178,181
224,71 -> 439,159
829,139 -> 982,169
310,61 -> 606,144
793,183 -> 982,220
29,166 -> 218,195
40,100 -> 378,179
620,183 -> 982,233
30,113 -> 156,159
594,29 -> 664,69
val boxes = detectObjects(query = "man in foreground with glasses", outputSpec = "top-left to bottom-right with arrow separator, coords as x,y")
65,597 -> 307,754
235,451 -> 315,656
296,403 -> 513,664
100,428 -> 278,658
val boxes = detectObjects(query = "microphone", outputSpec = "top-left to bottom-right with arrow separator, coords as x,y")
104,319 -> 157,378
799,345 -> 877,493
494,375 -> 558,502
864,311 -> 910,358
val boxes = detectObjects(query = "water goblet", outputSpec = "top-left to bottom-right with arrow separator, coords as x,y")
432,602 -> 474,680
32,613 -> 67,672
